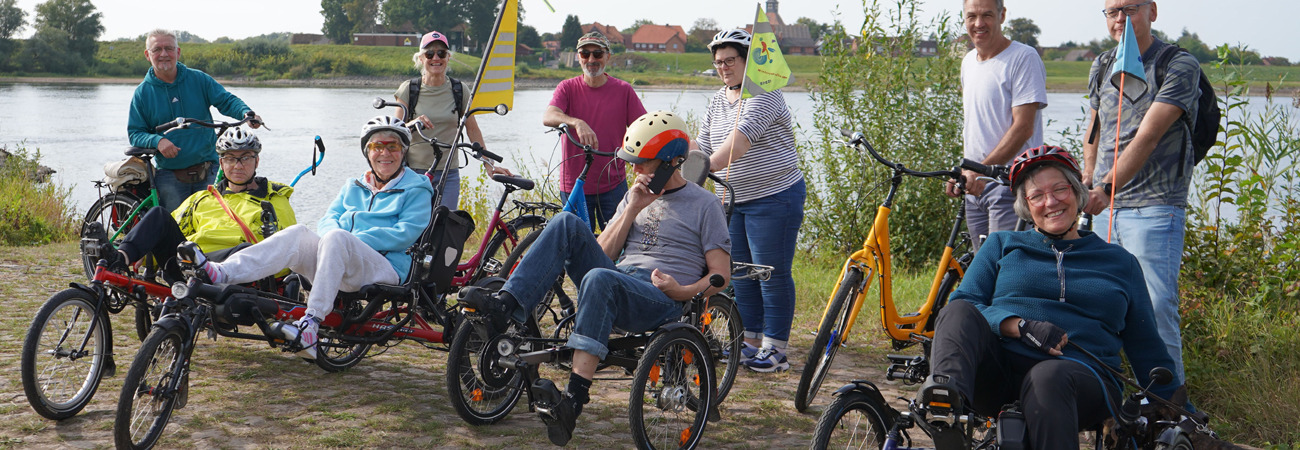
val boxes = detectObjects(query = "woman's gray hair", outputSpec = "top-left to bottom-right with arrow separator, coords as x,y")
1011,162 -> 1089,223
367,130 -> 405,145
411,46 -> 454,73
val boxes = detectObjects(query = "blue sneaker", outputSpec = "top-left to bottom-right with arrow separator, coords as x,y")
743,345 -> 790,373
725,342 -> 761,360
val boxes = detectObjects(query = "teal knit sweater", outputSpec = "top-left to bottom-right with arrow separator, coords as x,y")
951,229 -> 1180,400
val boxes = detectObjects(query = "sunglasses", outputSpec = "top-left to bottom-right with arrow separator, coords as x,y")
366,141 -> 404,154
578,50 -> 606,59
424,49 -> 450,59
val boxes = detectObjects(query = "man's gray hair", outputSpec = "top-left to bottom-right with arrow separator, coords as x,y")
1011,163 -> 1089,223
144,29 -> 177,48
961,0 -> 1005,13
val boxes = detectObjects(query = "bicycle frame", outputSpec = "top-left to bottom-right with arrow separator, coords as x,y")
821,161 -> 970,347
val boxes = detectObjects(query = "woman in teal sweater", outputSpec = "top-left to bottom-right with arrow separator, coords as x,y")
922,145 -> 1180,450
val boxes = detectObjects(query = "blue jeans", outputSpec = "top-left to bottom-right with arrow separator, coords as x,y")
731,179 -> 806,344
154,162 -> 218,212
562,180 -> 628,232
414,168 -> 460,210
501,212 -> 680,359
1094,205 -> 1187,381
965,183 -> 1019,250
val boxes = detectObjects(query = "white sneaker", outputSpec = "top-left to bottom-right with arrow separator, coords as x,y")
292,315 -> 319,360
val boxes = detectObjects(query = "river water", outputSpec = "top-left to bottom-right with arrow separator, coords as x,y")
0,82 -> 1268,226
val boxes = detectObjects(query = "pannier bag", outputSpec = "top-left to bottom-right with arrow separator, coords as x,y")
415,205 -> 475,293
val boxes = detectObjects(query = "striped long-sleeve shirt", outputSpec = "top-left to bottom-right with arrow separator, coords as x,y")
696,89 -> 803,204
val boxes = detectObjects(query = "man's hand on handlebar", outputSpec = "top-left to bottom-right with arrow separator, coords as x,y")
571,120 -> 599,149
246,112 -> 264,129
158,138 -> 181,158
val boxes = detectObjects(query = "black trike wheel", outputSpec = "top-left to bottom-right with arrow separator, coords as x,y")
21,288 -> 111,420
446,322 -> 525,425
796,267 -> 864,413
81,192 -> 142,280
702,294 -> 742,404
477,214 -> 547,283
314,330 -> 371,373
810,389 -> 893,450
115,325 -> 187,449
629,327 -> 716,450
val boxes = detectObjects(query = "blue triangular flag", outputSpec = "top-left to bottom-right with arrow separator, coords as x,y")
1109,16 -> 1148,102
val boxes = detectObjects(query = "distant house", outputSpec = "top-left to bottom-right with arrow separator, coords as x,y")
291,33 -> 331,45
630,24 -> 688,53
1062,49 -> 1097,62
542,40 -> 561,57
582,22 -> 628,48
745,0 -> 818,55
352,33 -> 421,47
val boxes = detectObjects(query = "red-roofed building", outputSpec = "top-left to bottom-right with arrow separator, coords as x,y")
630,24 -> 688,54
582,22 -> 628,48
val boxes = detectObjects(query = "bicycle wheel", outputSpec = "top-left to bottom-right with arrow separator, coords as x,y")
314,329 -> 371,373
20,289 -> 110,420
476,214 -> 547,283
1154,433 -> 1193,450
810,389 -> 892,450
445,322 -> 524,425
702,294 -> 742,404
115,325 -> 186,449
81,192 -> 142,280
795,267 -> 865,413
630,327 -> 716,450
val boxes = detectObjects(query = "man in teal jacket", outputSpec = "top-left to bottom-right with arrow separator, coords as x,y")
127,28 -> 262,211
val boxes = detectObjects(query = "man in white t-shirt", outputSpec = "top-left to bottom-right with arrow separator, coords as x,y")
946,0 -> 1048,249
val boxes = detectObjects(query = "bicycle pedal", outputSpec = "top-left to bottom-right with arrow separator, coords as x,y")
80,238 -> 102,258
481,258 -> 503,275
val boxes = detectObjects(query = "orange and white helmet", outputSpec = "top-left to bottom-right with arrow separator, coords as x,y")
619,111 -> 690,164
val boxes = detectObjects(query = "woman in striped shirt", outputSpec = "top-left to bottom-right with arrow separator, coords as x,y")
696,29 -> 807,373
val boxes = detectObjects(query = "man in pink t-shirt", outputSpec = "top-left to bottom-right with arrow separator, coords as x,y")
542,31 -> 648,230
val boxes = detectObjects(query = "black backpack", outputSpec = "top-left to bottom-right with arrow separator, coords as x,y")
404,77 -> 465,123
1090,43 -> 1221,173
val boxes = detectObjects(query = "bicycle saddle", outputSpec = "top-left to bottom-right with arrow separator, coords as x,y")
492,174 -> 535,191
124,147 -> 157,157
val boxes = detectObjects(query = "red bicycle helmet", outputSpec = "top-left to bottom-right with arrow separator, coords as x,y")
1009,145 -> 1082,190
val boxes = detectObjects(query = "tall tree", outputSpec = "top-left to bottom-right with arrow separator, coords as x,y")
688,17 -> 718,45
621,18 -> 654,37
559,14 -> 581,49
519,24 -> 541,48
1,0 -> 26,40
321,0 -> 356,44
32,0 -> 102,59
1002,17 -> 1039,48
1174,28 -> 1217,63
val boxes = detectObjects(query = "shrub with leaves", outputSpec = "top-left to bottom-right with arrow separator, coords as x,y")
0,145 -> 77,246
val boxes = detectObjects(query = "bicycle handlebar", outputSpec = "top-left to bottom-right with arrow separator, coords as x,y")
960,159 -> 1011,185
839,129 -> 955,179
156,111 -> 262,133
551,124 -> 618,157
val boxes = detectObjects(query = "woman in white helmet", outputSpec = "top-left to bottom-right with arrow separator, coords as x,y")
696,29 -> 807,373
179,116 -> 435,359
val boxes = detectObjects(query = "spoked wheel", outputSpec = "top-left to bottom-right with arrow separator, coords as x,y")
81,192 -> 142,280
446,321 -> 525,425
21,289 -> 111,420
630,327 -> 716,450
796,267 -> 865,413
810,389 -> 893,449
701,294 -> 742,404
476,215 -> 547,283
314,330 -> 370,373
1154,433 -> 1194,450
115,325 -> 187,449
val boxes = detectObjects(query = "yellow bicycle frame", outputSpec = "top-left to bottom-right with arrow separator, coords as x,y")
818,204 -> 967,346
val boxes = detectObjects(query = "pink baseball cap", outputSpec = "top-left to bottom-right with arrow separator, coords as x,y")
420,31 -> 449,49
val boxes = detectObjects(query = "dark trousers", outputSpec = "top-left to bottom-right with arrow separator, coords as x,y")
117,207 -> 244,282
929,300 -> 1115,450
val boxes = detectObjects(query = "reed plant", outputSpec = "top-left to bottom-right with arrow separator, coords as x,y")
0,145 -> 77,246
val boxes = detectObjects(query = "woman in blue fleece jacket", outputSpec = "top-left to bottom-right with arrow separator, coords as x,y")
185,116 -> 433,359
922,146 -> 1181,450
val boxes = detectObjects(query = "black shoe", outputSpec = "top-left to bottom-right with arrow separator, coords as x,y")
99,243 -> 130,273
175,241 -> 212,283
917,374 -> 963,418
457,286 -> 518,331
531,379 -> 578,446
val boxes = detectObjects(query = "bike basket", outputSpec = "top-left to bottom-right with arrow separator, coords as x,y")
414,206 -> 475,293
102,156 -> 148,191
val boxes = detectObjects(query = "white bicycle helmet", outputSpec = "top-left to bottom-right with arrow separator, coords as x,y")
216,127 -> 261,154
360,115 -> 412,152
619,111 -> 689,164
708,29 -> 752,52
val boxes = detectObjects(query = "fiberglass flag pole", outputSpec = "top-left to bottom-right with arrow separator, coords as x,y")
1105,15 -> 1149,242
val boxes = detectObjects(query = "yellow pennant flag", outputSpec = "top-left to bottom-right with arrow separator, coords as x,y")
741,3 -> 793,99
467,0 -> 517,114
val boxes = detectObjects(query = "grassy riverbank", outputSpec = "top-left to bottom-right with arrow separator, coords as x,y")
4,43 -> 1300,94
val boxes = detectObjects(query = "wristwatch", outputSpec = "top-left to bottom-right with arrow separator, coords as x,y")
1100,182 -> 1114,196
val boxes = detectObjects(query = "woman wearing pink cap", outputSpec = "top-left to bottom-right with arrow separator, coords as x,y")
392,30 -> 488,210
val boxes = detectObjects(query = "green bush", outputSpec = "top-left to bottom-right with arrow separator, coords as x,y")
1180,45 -> 1300,445
0,145 -> 77,246
802,0 -> 965,268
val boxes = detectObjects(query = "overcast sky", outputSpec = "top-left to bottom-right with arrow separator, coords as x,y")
10,0 -> 1300,61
